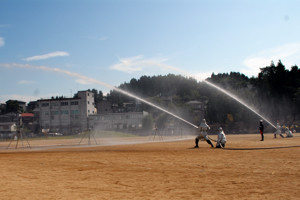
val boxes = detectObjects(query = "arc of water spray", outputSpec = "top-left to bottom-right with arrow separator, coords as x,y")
154,64 -> 277,129
203,80 -> 276,129
2,63 -> 199,129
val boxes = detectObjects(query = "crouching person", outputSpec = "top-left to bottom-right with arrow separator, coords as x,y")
216,127 -> 226,148
285,127 -> 294,138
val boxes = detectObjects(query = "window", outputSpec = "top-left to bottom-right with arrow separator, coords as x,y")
61,110 -> 69,115
71,110 -> 79,115
71,101 -> 78,105
41,103 -> 49,107
61,102 -> 68,106
51,102 -> 59,106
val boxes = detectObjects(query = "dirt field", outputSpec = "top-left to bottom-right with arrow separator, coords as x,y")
0,133 -> 299,200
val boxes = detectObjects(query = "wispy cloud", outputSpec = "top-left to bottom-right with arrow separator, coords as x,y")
18,80 -> 36,85
24,51 -> 70,61
110,55 -> 145,73
75,79 -> 92,85
0,37 -> 4,47
110,55 -> 211,81
110,55 -> 189,73
242,43 -> 300,77
0,63 -> 114,89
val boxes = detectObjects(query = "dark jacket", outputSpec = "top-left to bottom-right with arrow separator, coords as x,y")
259,122 -> 264,132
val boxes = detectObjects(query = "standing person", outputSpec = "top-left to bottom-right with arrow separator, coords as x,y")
216,127 -> 226,148
274,122 -> 284,138
259,120 -> 264,141
194,119 -> 214,148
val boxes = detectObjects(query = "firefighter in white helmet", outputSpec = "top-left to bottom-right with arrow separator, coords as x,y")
216,127 -> 227,148
194,119 -> 214,148
274,122 -> 284,138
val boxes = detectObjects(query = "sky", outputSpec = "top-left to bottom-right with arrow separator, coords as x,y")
1,0 -> 300,104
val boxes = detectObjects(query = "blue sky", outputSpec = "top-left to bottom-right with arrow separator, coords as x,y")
1,0 -> 300,103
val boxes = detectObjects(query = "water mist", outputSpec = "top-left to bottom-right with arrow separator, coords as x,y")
203,80 -> 276,129
2,63 -> 198,129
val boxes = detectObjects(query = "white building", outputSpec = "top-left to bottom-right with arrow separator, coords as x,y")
89,111 -> 148,131
35,91 -> 96,134
0,122 -> 17,139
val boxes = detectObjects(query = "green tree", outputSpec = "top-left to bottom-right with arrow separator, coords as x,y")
5,100 -> 22,113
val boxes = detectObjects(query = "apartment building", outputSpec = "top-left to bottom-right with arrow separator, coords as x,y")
35,91 -> 96,134
88,111 -> 148,131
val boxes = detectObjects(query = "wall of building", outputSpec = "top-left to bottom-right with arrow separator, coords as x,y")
89,111 -> 148,131
36,90 -> 95,134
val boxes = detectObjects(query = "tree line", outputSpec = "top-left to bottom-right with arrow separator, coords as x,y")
2,60 -> 299,132
104,60 -> 300,132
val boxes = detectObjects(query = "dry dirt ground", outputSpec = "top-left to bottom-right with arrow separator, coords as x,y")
0,133 -> 299,200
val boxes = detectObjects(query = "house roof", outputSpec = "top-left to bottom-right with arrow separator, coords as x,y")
20,113 -> 34,117
0,121 -> 16,126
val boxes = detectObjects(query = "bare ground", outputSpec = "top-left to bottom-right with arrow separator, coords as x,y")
0,133 -> 299,200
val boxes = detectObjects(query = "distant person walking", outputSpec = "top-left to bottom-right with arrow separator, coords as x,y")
216,127 -> 226,148
194,119 -> 214,148
274,122 -> 284,138
259,120 -> 264,141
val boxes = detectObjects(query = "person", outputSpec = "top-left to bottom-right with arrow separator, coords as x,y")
216,127 -> 226,148
194,119 -> 214,148
259,120 -> 264,141
285,127 -> 294,138
274,122 -> 284,138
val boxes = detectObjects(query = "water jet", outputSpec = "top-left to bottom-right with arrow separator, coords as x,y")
3,63 -> 198,129
203,79 -> 276,129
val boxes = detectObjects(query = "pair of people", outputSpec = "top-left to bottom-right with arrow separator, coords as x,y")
274,122 -> 294,138
194,119 -> 226,148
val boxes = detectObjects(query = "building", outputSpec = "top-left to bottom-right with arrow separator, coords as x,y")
89,111 -> 148,131
97,100 -> 112,113
185,99 -> 208,124
0,122 -> 17,139
17,101 -> 26,112
34,91 -> 96,134
0,103 -> 5,114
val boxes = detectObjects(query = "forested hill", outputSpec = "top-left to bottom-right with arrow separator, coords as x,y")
94,60 -> 300,131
